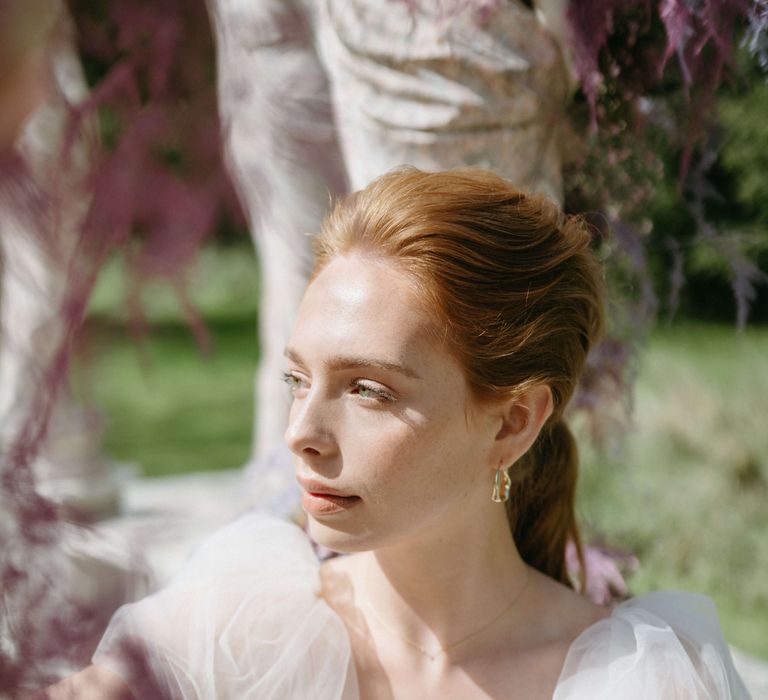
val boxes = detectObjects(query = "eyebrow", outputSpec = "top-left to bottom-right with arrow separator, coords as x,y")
284,347 -> 421,380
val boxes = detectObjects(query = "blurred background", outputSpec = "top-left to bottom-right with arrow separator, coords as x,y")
1,0 -> 767,694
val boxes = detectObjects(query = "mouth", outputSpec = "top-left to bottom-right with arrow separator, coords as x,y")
296,476 -> 361,515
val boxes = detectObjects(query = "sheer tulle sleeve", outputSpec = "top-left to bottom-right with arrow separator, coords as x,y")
553,591 -> 752,699
92,513 -> 356,700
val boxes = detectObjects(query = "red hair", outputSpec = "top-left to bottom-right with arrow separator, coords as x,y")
314,167 -> 604,587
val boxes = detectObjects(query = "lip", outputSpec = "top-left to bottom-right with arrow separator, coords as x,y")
296,476 -> 355,498
296,476 -> 361,516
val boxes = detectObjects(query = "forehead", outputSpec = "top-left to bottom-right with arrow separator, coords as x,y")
290,253 -> 438,368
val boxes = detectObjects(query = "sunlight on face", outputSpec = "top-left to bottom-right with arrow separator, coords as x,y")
283,252 -> 498,552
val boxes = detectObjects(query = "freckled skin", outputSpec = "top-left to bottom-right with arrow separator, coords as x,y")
284,252 -> 500,553
283,253 -> 607,700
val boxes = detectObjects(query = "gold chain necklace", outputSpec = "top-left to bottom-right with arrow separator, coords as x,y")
363,566 -> 531,661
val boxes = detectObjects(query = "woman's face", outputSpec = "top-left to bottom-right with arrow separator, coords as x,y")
284,252 -> 500,552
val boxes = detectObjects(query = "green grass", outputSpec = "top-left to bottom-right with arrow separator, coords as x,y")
76,244 -> 259,475
75,320 -> 257,475
577,323 -> 768,659
75,246 -> 768,658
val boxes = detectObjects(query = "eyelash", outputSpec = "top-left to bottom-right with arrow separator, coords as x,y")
280,372 -> 396,403
353,380 -> 396,403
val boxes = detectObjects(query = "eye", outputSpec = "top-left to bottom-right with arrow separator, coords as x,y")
281,371 -> 307,394
351,379 -> 396,403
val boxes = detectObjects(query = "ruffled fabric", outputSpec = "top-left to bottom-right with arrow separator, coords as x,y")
554,592 -> 751,699
93,513 -> 750,699
93,514 -> 356,700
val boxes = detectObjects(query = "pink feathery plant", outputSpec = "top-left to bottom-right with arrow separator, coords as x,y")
1,0 -> 238,693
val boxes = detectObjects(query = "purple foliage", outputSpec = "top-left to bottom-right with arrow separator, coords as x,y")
1,1 -> 238,691
659,0 -> 694,82
59,0 -> 238,378
0,153 -> 110,698
566,0 -> 756,193
566,539 -> 639,607
67,0 -> 236,301
564,0 -> 765,336
567,0 -> 751,123
566,0 -> 650,130
685,141 -> 768,329
5,0 -> 234,484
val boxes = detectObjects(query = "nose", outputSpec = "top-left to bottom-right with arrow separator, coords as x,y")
284,387 -> 338,460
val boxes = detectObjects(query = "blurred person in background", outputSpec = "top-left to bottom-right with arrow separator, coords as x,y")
209,0 -> 576,467
209,0 -> 635,605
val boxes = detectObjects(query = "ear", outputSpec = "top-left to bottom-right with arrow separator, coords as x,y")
492,384 -> 553,467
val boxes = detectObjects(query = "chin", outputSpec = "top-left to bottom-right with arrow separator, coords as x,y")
307,515 -> 377,554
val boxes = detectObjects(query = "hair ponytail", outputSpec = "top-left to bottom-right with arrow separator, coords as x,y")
507,418 -> 583,587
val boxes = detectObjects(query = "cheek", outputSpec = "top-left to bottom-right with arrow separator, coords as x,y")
333,409 -> 422,495
347,408 -> 475,505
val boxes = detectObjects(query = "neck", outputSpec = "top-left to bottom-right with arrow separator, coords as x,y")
355,502 -> 530,657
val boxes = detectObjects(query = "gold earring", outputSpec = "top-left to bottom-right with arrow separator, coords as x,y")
491,466 -> 511,503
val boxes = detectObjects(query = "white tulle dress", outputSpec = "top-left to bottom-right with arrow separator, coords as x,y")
93,513 -> 752,699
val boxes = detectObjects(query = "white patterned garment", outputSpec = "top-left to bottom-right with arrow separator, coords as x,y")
314,0 -> 574,202
208,0 -> 574,462
93,514 -> 752,699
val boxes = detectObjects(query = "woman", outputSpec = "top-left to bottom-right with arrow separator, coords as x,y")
46,168 -> 750,698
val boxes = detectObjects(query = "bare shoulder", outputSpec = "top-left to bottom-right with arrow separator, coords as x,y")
484,572 -> 610,699
37,665 -> 133,700
525,568 -> 610,650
